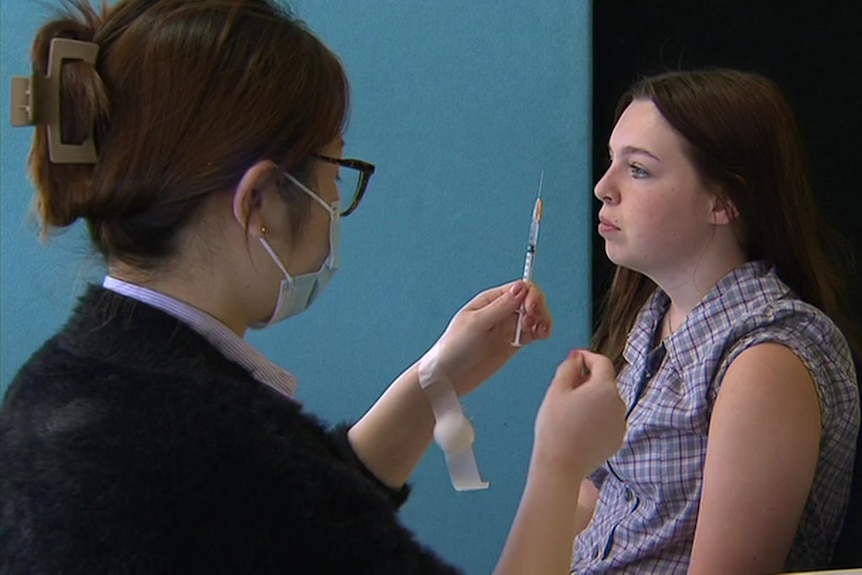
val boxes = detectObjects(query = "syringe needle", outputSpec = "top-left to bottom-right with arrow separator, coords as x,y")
513,171 -> 545,347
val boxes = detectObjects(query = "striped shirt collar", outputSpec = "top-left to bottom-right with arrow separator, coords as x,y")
623,260 -> 776,370
102,276 -> 298,399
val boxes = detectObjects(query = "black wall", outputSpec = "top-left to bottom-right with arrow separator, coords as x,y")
592,0 -> 862,326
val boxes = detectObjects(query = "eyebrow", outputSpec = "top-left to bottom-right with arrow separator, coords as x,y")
609,145 -> 662,163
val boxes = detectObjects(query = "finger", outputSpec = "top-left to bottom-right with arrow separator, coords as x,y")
531,320 -> 552,340
524,287 -> 543,313
552,350 -> 590,390
470,281 -> 529,327
577,350 -> 616,381
464,280 -> 524,311
524,305 -> 552,341
523,284 -> 550,319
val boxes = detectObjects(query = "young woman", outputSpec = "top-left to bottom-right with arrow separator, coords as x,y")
0,1 -> 626,573
573,68 -> 860,574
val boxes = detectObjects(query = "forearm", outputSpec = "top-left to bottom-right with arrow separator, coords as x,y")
348,363 -> 435,488
494,464 -> 582,575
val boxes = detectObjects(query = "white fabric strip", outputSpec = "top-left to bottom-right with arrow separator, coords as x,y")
418,343 -> 489,491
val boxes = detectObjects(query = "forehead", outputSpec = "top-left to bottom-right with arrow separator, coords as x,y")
609,99 -> 687,158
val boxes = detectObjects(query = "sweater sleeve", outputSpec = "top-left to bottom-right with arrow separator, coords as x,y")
215,410 -> 464,575
326,422 -> 412,508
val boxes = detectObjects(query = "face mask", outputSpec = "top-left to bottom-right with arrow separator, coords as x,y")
251,172 -> 340,328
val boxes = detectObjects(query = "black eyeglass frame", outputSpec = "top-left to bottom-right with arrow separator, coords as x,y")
313,154 -> 376,217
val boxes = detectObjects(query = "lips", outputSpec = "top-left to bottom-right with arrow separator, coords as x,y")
598,215 -> 620,232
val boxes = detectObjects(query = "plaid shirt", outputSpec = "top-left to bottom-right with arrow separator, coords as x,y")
571,261 -> 859,573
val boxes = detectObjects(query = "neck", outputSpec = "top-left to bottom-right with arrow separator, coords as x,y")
109,262 -> 250,337
653,243 -> 748,337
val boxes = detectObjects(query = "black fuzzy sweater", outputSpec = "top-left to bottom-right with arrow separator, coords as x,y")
0,287 -> 460,574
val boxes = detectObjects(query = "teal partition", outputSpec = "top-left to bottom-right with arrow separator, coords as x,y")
0,1 -> 592,572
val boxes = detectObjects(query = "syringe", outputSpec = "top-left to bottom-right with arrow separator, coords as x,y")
512,170 -> 544,347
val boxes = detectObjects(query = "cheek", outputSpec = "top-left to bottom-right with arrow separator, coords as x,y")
310,211 -> 334,261
625,201 -> 676,245
630,188 -> 702,242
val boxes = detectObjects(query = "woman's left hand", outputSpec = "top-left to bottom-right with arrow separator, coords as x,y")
429,280 -> 552,396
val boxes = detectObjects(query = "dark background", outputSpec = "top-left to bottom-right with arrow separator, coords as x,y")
592,0 -> 862,327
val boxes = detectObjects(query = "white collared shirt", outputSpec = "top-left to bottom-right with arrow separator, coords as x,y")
103,276 -> 297,399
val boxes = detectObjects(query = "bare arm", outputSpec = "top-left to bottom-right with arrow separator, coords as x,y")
495,351 -> 625,575
347,364 -> 434,488
574,477 -> 600,535
348,281 -> 550,488
688,343 -> 821,575
495,465 -> 583,575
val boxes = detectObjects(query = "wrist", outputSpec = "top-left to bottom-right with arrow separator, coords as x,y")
528,449 -> 589,488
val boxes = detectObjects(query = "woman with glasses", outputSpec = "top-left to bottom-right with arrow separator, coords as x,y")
0,1 -> 626,573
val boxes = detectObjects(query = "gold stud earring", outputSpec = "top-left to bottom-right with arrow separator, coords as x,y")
260,225 -> 270,237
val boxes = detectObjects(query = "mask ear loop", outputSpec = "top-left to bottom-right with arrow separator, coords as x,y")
258,234 -> 291,278
282,171 -> 340,269
284,172 -> 337,216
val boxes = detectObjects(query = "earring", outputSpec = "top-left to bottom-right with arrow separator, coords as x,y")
260,225 -> 270,237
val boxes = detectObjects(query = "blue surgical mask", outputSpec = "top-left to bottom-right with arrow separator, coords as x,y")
251,172 -> 340,328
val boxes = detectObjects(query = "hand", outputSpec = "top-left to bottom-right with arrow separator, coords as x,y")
531,350 -> 626,482
430,280 -> 552,396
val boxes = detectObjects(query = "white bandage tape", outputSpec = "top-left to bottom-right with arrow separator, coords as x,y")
418,343 -> 489,491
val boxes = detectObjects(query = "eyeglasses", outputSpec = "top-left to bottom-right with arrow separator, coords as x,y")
313,154 -> 376,217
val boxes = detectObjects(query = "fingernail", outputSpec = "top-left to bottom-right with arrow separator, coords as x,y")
567,349 -> 580,360
510,281 -> 525,297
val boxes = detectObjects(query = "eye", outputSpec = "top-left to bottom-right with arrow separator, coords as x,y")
629,164 -> 650,178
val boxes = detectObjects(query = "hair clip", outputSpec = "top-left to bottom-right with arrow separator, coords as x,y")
10,38 -> 100,164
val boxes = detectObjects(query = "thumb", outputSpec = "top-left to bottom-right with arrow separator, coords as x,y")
471,281 -> 527,328
552,350 -> 590,390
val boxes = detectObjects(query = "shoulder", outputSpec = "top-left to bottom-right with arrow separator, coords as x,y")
718,298 -> 856,408
719,343 -> 817,409
696,265 -> 854,398
1,307 -> 450,573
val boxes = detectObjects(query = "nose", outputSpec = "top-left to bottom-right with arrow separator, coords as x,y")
594,167 -> 618,204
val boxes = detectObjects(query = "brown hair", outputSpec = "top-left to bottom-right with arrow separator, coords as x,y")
29,0 -> 348,269
592,69 -> 860,370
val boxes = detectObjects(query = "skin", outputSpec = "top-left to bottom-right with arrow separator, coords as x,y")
495,350 -> 626,575
595,100 -> 745,320
589,100 -> 822,574
110,135 -> 629,572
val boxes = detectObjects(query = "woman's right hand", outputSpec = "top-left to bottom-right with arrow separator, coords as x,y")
531,350 -> 626,482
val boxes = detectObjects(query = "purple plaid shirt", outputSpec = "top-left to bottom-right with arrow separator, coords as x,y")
571,261 -> 859,573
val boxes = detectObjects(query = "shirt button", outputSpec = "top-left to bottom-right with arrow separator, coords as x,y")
592,546 -> 600,559
624,487 -> 633,502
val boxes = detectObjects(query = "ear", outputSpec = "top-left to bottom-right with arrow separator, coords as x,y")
709,193 -> 740,226
232,160 -> 278,238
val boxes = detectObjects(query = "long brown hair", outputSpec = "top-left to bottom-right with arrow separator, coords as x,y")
591,69 -> 860,370
28,0 -> 348,269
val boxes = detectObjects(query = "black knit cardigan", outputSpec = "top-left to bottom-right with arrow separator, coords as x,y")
0,287 -> 460,574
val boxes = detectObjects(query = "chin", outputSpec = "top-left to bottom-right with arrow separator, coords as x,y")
604,244 -> 626,267
604,247 -> 647,276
